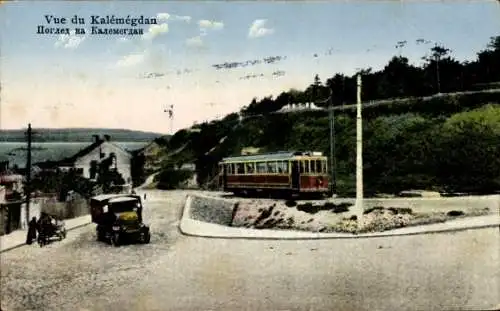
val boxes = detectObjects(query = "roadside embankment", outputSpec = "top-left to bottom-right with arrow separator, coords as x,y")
188,194 -> 237,226
183,193 -> 499,235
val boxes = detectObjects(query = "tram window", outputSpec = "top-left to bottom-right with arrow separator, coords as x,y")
256,162 -> 266,173
281,161 -> 289,173
300,161 -> 305,173
309,160 -> 316,173
315,160 -> 322,174
231,164 -> 236,174
267,161 -> 277,173
304,160 -> 310,173
322,160 -> 327,173
224,164 -> 230,174
246,163 -> 255,174
277,161 -> 285,173
236,163 -> 244,174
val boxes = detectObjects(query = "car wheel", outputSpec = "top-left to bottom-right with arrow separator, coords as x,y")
140,231 -> 150,244
111,233 -> 120,247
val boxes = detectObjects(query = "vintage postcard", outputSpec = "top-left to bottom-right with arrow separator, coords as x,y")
1,1 -> 499,310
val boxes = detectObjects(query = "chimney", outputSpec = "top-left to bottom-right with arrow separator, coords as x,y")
92,135 -> 99,143
104,135 -> 110,141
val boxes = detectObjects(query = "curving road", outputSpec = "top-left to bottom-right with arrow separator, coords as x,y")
1,190 -> 498,311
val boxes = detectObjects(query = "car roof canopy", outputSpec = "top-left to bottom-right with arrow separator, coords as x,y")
91,194 -> 140,204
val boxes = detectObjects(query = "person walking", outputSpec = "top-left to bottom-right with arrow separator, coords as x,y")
26,217 -> 37,245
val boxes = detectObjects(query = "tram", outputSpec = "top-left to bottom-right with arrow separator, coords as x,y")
218,151 -> 330,198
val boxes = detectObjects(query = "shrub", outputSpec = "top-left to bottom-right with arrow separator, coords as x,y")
155,168 -> 193,190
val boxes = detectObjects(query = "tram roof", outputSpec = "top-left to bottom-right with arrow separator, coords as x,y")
221,151 -> 324,163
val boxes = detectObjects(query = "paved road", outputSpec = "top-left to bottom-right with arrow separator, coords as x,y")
1,190 -> 498,311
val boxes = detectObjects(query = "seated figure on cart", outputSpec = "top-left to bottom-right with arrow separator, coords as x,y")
36,213 -> 67,246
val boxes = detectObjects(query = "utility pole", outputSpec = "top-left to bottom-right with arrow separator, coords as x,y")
328,88 -> 336,196
164,104 -> 174,135
25,123 -> 32,228
355,74 -> 364,226
436,53 -> 441,94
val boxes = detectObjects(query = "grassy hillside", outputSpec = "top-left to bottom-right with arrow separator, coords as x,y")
0,128 -> 165,142
152,90 -> 500,196
139,36 -> 500,194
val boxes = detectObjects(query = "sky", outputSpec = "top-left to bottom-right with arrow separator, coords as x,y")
1,0 -> 499,135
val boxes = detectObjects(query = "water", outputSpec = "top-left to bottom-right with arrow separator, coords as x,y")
0,142 -> 149,168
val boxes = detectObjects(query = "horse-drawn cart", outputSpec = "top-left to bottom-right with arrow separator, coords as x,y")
37,215 -> 67,247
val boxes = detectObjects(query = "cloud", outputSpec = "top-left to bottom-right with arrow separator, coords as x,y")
116,51 -> 146,67
248,19 -> 274,38
156,12 -> 191,23
186,36 -> 203,47
143,23 -> 169,40
172,15 -> 191,23
54,29 -> 86,49
157,13 -> 170,21
198,19 -> 224,30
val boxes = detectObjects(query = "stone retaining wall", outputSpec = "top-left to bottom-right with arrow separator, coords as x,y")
189,195 -> 237,226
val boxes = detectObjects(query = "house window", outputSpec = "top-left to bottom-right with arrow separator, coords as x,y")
110,152 -> 117,169
89,160 -> 98,179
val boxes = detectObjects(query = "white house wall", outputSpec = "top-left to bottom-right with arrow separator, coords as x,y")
74,142 -> 132,183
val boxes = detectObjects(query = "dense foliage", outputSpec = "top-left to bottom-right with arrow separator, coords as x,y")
31,169 -> 98,200
242,36 -> 500,115
153,159 -> 193,189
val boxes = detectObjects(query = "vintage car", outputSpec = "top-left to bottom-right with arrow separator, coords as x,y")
90,194 -> 151,246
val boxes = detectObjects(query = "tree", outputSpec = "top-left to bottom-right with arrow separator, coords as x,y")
325,74 -> 347,106
423,44 -> 452,94
476,36 -> 500,83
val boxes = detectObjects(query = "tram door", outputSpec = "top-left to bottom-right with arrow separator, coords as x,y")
222,164 -> 228,190
291,161 -> 300,190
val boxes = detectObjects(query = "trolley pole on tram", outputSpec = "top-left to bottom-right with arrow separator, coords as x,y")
355,74 -> 364,226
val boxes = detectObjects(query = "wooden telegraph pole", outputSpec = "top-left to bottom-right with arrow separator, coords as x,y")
328,88 -> 336,196
25,123 -> 32,227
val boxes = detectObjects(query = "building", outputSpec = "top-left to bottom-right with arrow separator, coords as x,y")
135,141 -> 163,171
56,135 -> 133,185
0,175 -> 24,235
278,102 -> 324,112
241,147 -> 261,155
